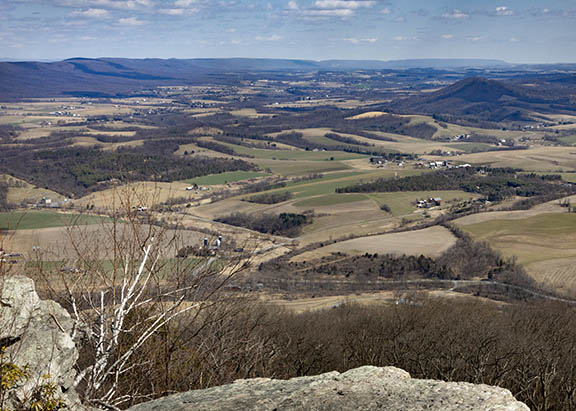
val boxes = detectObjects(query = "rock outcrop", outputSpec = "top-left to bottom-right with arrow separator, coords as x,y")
127,366 -> 529,411
0,276 -> 84,410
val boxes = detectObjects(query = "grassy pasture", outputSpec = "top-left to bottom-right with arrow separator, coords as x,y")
445,146 -> 576,172
1,175 -> 64,205
216,140 -> 368,161
76,181 -> 201,208
254,159 -> 352,176
559,135 -> 576,145
367,190 -> 478,216
460,212 -> 576,296
175,143 -> 232,158
228,108 -> 274,118
260,170 -> 420,201
559,173 -> 576,183
293,193 -> 368,207
294,225 -> 457,262
0,211 -> 107,230
182,171 -> 269,185
448,143 -> 496,153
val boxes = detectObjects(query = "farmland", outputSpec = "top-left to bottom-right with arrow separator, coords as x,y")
1,62 -> 576,307
0,211 -> 108,230
458,211 -> 576,297
182,171 -> 269,185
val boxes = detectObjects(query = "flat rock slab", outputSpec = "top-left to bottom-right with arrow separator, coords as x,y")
127,366 -> 529,411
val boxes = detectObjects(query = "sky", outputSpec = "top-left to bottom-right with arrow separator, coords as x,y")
1,0 -> 575,63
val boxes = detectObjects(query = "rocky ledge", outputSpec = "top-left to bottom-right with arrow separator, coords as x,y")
0,276 -> 85,410
127,366 -> 529,411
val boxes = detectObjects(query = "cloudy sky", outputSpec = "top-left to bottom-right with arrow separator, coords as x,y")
1,0 -> 575,63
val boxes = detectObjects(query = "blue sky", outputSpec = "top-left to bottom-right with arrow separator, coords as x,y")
1,0 -> 575,63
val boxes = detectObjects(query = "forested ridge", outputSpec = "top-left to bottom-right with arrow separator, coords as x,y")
0,147 -> 257,196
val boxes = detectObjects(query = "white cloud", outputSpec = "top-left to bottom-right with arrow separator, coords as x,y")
466,35 -> 486,42
495,6 -> 514,16
255,34 -> 283,41
304,8 -> 353,16
343,37 -> 377,44
287,1 -> 299,10
314,0 -> 375,10
442,9 -> 468,19
63,0 -> 154,10
118,16 -> 145,25
509,37 -> 519,42
72,8 -> 109,17
159,7 -> 198,15
174,0 -> 200,6
441,34 -> 453,39
286,0 -> 367,18
392,35 -> 418,41
380,7 -> 391,15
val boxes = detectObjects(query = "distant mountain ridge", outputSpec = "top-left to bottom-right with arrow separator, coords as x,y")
0,57 -> 573,100
4,57 -> 513,70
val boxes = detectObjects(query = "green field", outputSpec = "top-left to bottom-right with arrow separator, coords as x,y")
294,193 -> 368,207
559,135 -> 576,145
0,211 -> 108,230
302,134 -> 390,153
367,190 -> 478,216
218,140 -> 369,161
560,173 -> 576,183
182,171 -> 269,185
254,159 -> 352,176
448,143 -> 496,153
261,170 -> 423,201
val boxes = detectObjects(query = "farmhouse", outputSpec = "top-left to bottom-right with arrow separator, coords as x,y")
416,197 -> 442,208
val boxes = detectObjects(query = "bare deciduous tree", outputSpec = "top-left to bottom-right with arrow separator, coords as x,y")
31,185 -> 249,409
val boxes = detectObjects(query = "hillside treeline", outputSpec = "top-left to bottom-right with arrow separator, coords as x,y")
337,167 -> 575,201
0,183 -> 8,210
0,148 -> 257,196
215,212 -> 310,237
110,298 -> 576,411
244,192 -> 293,204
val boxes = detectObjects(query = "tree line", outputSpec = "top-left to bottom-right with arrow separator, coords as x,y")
244,192 -> 293,204
215,212 -> 311,237
0,183 -> 8,210
97,296 -> 576,411
337,167 -> 575,201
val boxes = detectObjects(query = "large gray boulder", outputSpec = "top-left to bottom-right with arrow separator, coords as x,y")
127,366 -> 529,411
0,276 -> 85,410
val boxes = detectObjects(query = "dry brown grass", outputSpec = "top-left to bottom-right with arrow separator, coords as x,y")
1,174 -> 65,204
448,146 -> 576,171
294,225 -> 456,262
75,181 -> 201,208
345,111 -> 387,120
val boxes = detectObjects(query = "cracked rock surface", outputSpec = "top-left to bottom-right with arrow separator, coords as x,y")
0,276 -> 85,410
127,365 -> 529,411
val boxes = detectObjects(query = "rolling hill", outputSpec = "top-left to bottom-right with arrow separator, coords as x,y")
388,77 -> 576,124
